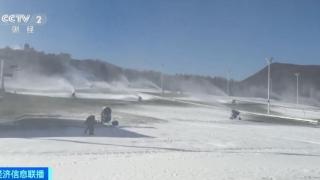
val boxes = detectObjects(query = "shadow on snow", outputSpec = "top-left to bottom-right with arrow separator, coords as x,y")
0,118 -> 152,138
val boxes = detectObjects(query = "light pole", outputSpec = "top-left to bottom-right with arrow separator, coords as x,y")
0,59 -> 4,92
226,70 -> 230,96
266,57 -> 273,114
294,73 -> 300,105
160,64 -> 164,96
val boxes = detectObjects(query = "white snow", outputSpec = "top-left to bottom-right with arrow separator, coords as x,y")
1,93 -> 320,180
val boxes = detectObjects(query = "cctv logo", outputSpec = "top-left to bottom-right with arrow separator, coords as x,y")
1,14 -> 31,24
1,14 -> 46,34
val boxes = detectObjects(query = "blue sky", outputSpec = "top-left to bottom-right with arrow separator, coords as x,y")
0,0 -> 320,80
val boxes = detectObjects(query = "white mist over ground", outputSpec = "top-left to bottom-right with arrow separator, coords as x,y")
1,69 -> 320,179
0,88 -> 320,179
4,68 -> 162,101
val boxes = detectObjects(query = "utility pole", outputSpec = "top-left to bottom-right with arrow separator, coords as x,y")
266,57 -> 273,114
226,70 -> 230,96
212,75 -> 217,94
160,64 -> 164,96
294,73 -> 300,105
0,59 -> 4,92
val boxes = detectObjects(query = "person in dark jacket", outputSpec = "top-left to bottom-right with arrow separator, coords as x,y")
230,109 -> 241,120
84,115 -> 97,135
101,107 -> 112,124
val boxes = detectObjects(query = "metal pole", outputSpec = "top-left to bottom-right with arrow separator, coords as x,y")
266,57 -> 273,114
0,60 -> 4,91
227,70 -> 230,96
160,64 -> 164,96
297,74 -> 299,105
295,73 -> 300,105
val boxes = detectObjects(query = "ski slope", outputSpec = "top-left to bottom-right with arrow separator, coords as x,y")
0,92 -> 320,179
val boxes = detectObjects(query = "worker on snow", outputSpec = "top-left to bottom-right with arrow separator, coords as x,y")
230,109 -> 241,120
84,115 -> 97,135
71,90 -> 76,98
101,107 -> 112,124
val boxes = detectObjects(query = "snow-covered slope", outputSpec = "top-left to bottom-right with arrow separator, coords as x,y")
0,93 -> 320,179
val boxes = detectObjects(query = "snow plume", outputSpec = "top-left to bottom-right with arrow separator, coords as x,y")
4,61 -> 161,96
0,47 -> 231,97
164,76 -> 227,96
128,78 -> 161,90
6,70 -> 75,93
179,79 -> 226,95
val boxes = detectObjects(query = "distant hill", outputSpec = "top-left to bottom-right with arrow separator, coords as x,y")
235,63 -> 320,103
0,44 -> 227,95
1,45 -> 319,104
